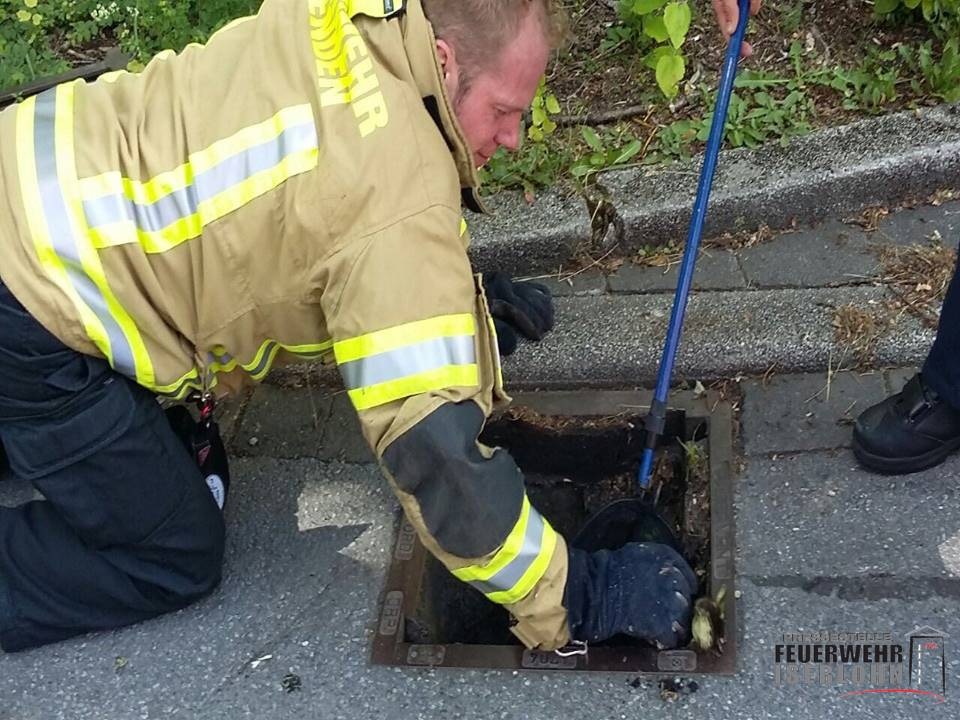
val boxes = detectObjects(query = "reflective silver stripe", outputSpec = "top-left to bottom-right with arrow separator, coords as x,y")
34,89 -> 137,377
82,122 -> 318,231
83,178 -> 199,231
247,341 -> 279,377
467,509 -> 545,596
338,335 -> 476,390
159,373 -> 202,400
208,350 -> 234,365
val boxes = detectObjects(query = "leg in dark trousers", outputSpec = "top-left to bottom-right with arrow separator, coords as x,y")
923,250 -> 960,408
0,279 -> 225,652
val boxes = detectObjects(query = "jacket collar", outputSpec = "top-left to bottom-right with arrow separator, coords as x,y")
401,0 -> 487,213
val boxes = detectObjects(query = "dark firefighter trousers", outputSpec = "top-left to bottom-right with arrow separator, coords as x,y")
0,278 -> 225,652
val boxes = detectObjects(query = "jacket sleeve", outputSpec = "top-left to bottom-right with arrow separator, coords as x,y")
321,204 -> 570,649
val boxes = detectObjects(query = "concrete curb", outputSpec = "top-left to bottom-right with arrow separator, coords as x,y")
500,287 -> 934,386
269,285 -> 934,390
466,188 -> 593,276
467,102 -> 960,276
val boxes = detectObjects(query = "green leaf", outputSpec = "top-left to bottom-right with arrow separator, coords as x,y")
581,126 -> 604,151
642,14 -> 669,43
571,163 -> 595,178
663,2 -> 691,49
643,45 -> 674,70
873,0 -> 900,13
655,53 -> 685,98
903,0 -> 921,8
545,94 -> 561,114
613,139 -> 644,165
632,0 -> 669,15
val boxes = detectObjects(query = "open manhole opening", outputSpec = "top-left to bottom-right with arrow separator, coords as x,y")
372,390 -> 736,674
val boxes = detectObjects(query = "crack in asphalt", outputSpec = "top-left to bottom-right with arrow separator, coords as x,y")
746,574 -> 960,601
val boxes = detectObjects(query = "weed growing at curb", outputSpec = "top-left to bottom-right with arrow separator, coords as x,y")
832,304 -> 890,368
871,242 -> 957,327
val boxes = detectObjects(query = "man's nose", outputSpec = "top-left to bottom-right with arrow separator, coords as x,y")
496,120 -> 521,151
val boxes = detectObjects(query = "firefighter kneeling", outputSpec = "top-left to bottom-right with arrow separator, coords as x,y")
0,0 -> 734,653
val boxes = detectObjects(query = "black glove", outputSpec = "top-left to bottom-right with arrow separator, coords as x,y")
482,271 -> 554,356
564,542 -> 697,648
165,405 -> 230,511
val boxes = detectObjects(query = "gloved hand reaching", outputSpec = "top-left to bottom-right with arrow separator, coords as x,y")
482,271 -> 554,356
563,542 -> 697,648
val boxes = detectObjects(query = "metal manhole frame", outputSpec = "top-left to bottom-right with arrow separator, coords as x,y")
371,389 -> 736,674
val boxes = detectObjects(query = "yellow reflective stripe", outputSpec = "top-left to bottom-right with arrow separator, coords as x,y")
56,84 -> 156,387
194,147 -> 318,236
89,147 -> 318,253
460,218 -> 467,237
79,166 -> 194,207
79,105 -> 318,253
452,496 -> 533,583
15,96 -> 110,359
154,368 -> 203,399
208,358 -> 239,375
282,341 -> 335,357
451,495 -> 559,606
486,521 -> 557,605
334,313 -> 475,364
348,364 -> 479,411
193,104 -> 315,174
247,342 -> 282,381
204,338 -> 334,380
87,215 -> 200,252
153,338 -> 334,399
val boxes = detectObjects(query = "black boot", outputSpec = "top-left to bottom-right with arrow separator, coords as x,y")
853,373 -> 960,474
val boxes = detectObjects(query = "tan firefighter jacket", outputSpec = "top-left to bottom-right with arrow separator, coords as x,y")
0,0 -> 571,649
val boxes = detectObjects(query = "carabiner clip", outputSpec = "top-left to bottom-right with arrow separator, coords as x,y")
197,391 -> 216,425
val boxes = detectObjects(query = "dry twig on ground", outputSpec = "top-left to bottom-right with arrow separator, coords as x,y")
844,206 -> 890,232
832,304 -> 888,368
871,242 -> 956,327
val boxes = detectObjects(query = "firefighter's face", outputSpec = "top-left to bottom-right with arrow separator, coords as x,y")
437,11 -> 550,168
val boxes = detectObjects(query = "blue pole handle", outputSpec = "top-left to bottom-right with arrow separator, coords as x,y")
638,0 -> 751,490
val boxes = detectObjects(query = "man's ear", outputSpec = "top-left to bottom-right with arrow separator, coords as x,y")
435,38 -> 461,101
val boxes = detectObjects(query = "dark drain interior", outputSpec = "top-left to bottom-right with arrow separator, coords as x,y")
372,390 -> 737,674
405,404 -> 710,647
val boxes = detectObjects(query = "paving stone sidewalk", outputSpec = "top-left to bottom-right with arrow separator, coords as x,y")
2,201 -> 960,719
